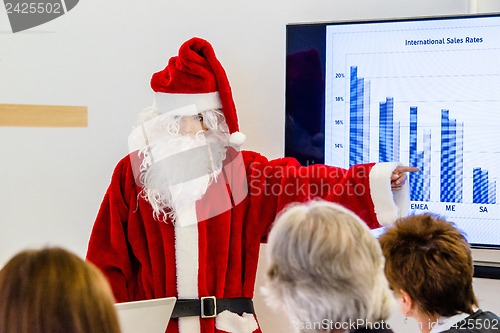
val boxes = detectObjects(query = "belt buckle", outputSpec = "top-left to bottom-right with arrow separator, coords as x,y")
201,296 -> 217,318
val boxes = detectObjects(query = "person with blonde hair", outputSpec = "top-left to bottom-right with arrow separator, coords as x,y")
379,214 -> 500,333
262,200 -> 394,333
0,247 -> 121,333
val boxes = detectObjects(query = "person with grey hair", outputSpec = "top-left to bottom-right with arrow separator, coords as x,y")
263,200 -> 394,333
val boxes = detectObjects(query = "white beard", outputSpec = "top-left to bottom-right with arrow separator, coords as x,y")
138,132 -> 228,223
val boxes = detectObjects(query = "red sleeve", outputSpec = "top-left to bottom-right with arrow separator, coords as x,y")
86,156 -> 136,302
243,151 -> 405,240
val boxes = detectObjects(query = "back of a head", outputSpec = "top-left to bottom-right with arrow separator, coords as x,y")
378,214 -> 477,317
263,200 -> 393,332
0,247 -> 121,333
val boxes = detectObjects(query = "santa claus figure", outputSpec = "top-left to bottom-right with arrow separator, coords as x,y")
86,37 -> 415,333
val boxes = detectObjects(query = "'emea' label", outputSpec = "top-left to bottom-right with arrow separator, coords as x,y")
3,0 -> 79,33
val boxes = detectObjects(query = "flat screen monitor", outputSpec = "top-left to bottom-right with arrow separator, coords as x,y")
285,13 -> 500,277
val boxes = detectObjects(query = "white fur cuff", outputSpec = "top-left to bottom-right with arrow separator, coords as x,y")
215,311 -> 258,333
369,162 -> 410,226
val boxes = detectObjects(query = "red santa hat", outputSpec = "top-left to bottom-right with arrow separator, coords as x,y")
150,37 -> 246,147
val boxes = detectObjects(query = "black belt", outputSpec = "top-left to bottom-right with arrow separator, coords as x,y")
171,297 -> 254,319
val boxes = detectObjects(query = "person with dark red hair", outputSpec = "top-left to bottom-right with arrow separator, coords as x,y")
86,37 -> 416,333
379,214 -> 500,333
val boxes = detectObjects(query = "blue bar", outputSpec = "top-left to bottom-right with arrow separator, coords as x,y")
349,66 -> 362,166
393,121 -> 400,161
349,66 -> 371,166
473,168 -> 481,203
408,107 -> 430,202
473,168 -> 490,204
363,81 -> 371,163
379,97 -> 394,162
472,168 -> 489,204
409,107 -> 419,201
423,130 -> 431,201
489,181 -> 497,204
414,151 -> 425,201
480,170 -> 488,204
440,110 -> 457,203
456,122 -> 464,203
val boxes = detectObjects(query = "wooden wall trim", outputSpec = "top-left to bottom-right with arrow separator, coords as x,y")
0,104 -> 88,127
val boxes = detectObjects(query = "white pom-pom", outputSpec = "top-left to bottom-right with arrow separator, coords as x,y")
229,132 -> 246,147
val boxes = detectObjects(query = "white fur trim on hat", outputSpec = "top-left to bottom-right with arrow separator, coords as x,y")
229,132 -> 246,147
154,91 -> 222,114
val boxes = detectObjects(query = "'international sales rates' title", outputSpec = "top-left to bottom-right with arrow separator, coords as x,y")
405,36 -> 483,45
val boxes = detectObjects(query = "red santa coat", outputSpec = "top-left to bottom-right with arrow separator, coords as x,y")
86,149 -> 408,333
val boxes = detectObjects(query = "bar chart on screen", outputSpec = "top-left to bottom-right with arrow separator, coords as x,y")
324,17 -> 500,245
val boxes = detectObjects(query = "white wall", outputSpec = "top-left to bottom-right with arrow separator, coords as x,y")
1,0 -> 499,332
